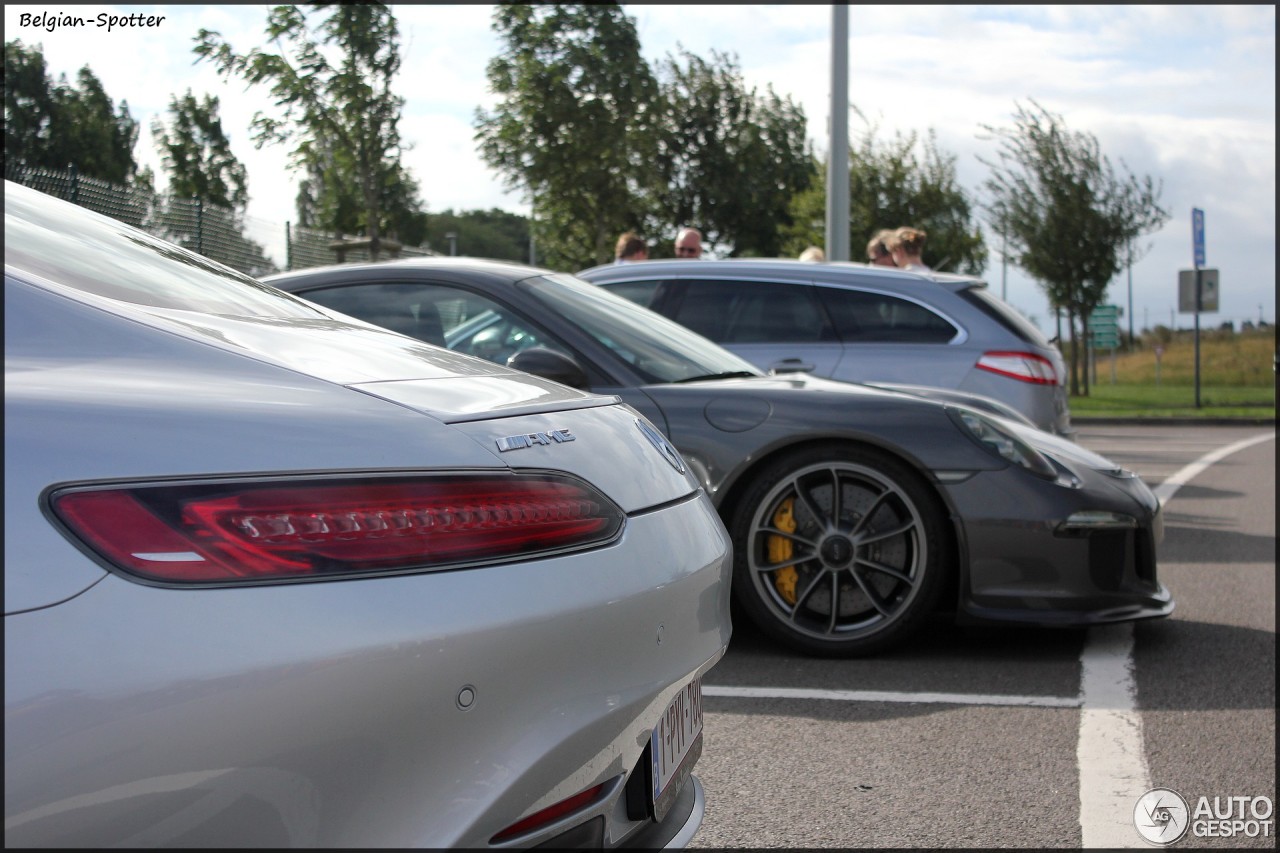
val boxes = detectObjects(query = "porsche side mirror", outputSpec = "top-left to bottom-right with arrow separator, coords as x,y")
507,346 -> 590,389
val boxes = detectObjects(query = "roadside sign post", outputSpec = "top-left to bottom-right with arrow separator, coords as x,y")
1178,268 -> 1219,312
1193,208 -> 1205,268
1087,304 -> 1121,384
1178,263 -> 1220,401
1190,209 -> 1206,407
1193,208 -> 1203,408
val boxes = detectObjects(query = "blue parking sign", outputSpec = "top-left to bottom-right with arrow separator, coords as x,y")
1192,208 -> 1205,267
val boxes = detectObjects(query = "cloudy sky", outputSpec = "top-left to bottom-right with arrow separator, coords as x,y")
6,4 -> 1275,336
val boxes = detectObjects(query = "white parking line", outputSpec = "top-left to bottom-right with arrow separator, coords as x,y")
1149,431 -> 1276,505
1076,430 -> 1275,848
704,685 -> 1079,707
1077,622 -> 1147,848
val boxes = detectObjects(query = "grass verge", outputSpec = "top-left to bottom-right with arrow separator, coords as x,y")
1069,383 -> 1275,420
1063,327 -> 1275,420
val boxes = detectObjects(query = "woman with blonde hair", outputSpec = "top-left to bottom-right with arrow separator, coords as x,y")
865,229 -> 896,266
886,226 -> 930,271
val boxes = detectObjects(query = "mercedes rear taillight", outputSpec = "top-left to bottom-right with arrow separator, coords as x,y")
491,783 -> 607,843
50,473 -> 623,584
975,351 -> 1060,385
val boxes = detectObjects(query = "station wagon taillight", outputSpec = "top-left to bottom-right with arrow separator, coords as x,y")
976,351 -> 1060,385
51,474 -> 623,584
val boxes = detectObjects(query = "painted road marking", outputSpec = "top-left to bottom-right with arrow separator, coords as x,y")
1078,430 -> 1273,848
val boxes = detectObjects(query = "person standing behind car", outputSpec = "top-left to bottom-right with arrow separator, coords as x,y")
675,227 -> 702,259
866,230 -> 896,267
886,226 -> 931,271
614,231 -> 648,264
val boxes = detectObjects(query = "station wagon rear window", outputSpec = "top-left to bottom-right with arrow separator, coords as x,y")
818,287 -> 959,344
961,286 -> 1052,346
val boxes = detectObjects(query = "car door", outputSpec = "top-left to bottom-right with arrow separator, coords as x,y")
293,278 -> 672,433
661,278 -> 845,378
815,283 -> 972,386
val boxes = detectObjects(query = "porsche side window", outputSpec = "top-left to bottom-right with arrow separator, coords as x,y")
300,281 -> 568,364
432,291 -> 570,365
300,282 -> 450,345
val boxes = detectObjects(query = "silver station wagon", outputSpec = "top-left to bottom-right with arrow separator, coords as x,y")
578,258 -> 1073,437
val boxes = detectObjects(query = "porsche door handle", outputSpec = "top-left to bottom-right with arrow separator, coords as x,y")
769,358 -> 814,374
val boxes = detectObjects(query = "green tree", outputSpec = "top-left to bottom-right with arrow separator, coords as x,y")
780,126 -> 986,274
195,3 -> 420,259
424,208 -> 531,262
4,40 -> 55,174
53,67 -> 140,185
382,168 -> 429,248
294,154 -> 428,248
151,90 -> 249,211
649,48 -> 815,258
979,100 -> 1168,395
5,40 -> 139,184
146,93 -> 278,276
475,4 -> 658,271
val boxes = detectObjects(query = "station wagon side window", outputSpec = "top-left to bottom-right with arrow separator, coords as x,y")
817,286 -> 959,344
599,278 -> 669,309
670,279 -> 836,344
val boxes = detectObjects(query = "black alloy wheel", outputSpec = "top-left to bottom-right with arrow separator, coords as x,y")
730,445 -> 951,657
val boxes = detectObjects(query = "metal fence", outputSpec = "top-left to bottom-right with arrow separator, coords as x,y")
5,163 -> 440,277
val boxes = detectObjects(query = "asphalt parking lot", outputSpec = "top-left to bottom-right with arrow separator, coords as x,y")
690,424 -> 1276,849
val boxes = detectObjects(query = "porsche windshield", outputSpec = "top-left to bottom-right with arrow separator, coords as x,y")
522,273 -> 763,384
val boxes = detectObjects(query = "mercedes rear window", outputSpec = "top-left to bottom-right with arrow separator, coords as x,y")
5,182 -> 321,319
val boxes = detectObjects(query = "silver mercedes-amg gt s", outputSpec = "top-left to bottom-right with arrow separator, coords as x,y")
5,182 -> 732,848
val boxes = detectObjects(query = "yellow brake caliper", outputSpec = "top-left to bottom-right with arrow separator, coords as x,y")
768,497 -> 798,604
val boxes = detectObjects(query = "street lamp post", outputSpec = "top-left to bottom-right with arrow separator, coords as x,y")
445,231 -> 457,257
825,5 -> 850,261
1001,231 -> 1007,301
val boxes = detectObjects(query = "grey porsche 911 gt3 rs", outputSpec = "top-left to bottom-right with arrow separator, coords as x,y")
265,257 -> 1174,659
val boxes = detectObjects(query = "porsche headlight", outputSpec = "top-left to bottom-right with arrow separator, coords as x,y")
948,407 -> 1058,480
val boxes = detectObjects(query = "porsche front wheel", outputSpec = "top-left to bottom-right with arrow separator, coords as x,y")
729,445 -> 951,657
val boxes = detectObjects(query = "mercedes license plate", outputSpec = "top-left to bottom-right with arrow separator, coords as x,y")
649,675 -> 703,821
